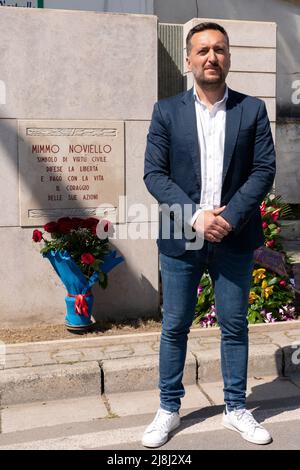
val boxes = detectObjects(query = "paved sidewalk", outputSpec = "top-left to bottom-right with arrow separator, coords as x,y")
1,379 -> 300,449
1,321 -> 300,406
1,237 -> 300,448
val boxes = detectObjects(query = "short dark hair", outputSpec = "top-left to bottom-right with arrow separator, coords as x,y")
186,22 -> 230,56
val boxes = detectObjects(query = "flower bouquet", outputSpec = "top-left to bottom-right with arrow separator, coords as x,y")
194,193 -> 298,327
32,217 -> 124,330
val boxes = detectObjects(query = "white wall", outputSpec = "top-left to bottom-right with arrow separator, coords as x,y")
155,0 -> 300,119
184,18 -> 276,142
157,0 -> 300,203
0,8 -> 159,326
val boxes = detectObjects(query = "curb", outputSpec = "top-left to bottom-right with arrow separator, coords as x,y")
0,362 -> 101,406
1,322 -> 300,405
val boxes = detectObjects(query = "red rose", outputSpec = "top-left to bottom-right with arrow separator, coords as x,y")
266,240 -> 275,248
44,222 -> 59,233
81,253 -> 95,265
58,217 -> 72,223
82,217 -> 99,230
57,217 -> 74,234
32,229 -> 43,242
71,218 -> 85,229
262,222 -> 268,230
279,279 -> 286,287
90,224 -> 97,235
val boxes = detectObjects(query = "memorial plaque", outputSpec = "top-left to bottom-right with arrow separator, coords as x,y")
18,120 -> 125,226
254,246 -> 288,277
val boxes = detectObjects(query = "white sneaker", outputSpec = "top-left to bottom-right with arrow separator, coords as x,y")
222,407 -> 272,445
142,408 -> 180,448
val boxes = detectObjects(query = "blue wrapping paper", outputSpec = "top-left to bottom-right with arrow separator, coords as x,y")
44,250 -> 124,327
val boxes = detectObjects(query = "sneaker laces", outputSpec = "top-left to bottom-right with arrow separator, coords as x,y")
149,410 -> 176,433
234,409 -> 262,431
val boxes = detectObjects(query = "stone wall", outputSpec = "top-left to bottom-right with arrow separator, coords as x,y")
183,18 -> 277,141
0,8 -> 159,326
276,120 -> 300,203
155,0 -> 300,204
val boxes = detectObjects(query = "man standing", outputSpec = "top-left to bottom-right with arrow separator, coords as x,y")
143,22 -> 276,447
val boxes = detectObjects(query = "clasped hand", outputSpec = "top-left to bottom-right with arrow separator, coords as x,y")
193,206 -> 232,243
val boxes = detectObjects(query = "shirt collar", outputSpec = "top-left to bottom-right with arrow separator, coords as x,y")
193,84 -> 228,108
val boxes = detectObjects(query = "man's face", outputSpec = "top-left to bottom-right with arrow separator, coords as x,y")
186,29 -> 231,88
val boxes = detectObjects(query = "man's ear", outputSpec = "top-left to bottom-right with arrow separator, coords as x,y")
186,55 -> 191,72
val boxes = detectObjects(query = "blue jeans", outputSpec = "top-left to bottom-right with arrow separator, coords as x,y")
159,241 -> 254,412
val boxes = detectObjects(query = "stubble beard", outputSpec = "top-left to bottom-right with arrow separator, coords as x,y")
193,68 -> 226,91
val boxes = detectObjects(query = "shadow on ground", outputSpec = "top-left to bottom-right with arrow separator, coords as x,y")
175,344 -> 300,437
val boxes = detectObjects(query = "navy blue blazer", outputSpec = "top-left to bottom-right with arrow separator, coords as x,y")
144,87 -> 276,256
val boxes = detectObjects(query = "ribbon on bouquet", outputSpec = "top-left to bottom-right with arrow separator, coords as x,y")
67,291 -> 92,317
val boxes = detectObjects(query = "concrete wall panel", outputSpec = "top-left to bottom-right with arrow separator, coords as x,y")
0,8 -> 159,326
0,8 -> 157,121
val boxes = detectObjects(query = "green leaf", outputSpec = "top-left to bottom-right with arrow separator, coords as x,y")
40,246 -> 51,254
99,272 -> 108,289
91,259 -> 101,270
268,277 -> 279,286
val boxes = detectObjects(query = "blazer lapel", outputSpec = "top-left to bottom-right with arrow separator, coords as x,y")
222,88 -> 242,184
181,89 -> 201,185
180,88 -> 242,188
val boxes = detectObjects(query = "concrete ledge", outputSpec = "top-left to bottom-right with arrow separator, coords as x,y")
3,342 -> 158,370
193,349 -> 221,383
281,221 -> 300,241
193,343 -> 284,384
283,346 -> 300,376
0,362 -> 101,406
3,320 -> 300,369
101,351 -> 197,394
1,323 -> 300,405
248,344 -> 282,377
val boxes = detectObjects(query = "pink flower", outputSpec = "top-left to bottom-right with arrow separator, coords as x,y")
279,306 -> 295,321
265,312 -> 276,323
279,279 -> 286,287
262,221 -> 268,230
260,201 -> 266,216
197,286 -> 203,296
271,208 -> 280,222
266,240 -> 275,248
